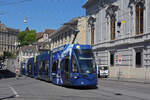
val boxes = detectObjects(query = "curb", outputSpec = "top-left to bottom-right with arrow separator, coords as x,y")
100,78 -> 150,84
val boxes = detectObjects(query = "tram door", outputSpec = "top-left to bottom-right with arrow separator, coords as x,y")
28,64 -> 32,76
34,62 -> 38,77
64,56 -> 70,85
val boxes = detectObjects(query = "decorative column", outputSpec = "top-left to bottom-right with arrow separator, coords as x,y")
147,0 -> 150,32
88,16 -> 96,45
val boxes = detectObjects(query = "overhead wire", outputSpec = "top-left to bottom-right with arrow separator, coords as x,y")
0,0 -> 32,6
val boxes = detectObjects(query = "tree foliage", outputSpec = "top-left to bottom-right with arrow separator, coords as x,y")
18,30 -> 37,46
3,51 -> 16,58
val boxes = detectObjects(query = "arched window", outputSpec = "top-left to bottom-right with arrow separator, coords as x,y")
135,2 -> 144,35
106,5 -> 118,40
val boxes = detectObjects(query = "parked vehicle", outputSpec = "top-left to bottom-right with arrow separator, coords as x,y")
98,66 -> 109,78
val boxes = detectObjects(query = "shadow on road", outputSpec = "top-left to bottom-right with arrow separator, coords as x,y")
0,69 -> 16,79
0,95 -> 16,100
65,85 -> 98,90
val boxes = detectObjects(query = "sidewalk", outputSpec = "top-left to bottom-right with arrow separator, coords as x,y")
102,77 -> 150,84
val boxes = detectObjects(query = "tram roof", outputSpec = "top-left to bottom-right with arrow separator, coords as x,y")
52,44 -> 92,53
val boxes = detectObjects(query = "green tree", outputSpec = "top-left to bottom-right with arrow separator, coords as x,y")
3,51 -> 12,58
18,30 -> 37,46
3,51 -> 16,58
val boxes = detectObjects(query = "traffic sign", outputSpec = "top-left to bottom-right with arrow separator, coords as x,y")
121,20 -> 126,24
118,53 -> 122,64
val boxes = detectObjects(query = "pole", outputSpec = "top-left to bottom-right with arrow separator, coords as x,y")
72,30 -> 79,44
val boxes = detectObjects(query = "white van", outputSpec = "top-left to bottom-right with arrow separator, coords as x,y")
98,66 -> 109,78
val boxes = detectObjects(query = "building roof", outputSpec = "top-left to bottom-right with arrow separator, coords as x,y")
44,29 -> 55,35
36,29 -> 55,40
82,0 -> 98,8
20,45 -> 38,53
36,32 -> 43,40
50,17 -> 79,37
7,27 -> 19,33
25,27 -> 30,32
0,23 -> 19,34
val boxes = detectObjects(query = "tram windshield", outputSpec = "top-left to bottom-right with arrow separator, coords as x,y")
74,49 -> 96,74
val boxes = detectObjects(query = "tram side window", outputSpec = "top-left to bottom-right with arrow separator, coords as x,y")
52,61 -> 58,73
42,61 -> 46,72
29,64 -> 32,73
71,56 -> 78,73
60,60 -> 63,69
64,56 -> 69,72
44,60 -> 49,75
34,62 -> 37,74
39,62 -> 43,75
40,60 -> 48,73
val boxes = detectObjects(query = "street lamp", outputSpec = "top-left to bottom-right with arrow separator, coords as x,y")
24,17 -> 27,23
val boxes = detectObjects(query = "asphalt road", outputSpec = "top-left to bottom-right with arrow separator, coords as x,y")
0,76 -> 150,100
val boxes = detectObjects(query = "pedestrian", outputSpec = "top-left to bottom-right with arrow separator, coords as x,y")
16,68 -> 19,80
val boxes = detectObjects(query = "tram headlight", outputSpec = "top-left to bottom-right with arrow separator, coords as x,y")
73,76 -> 78,79
81,82 -> 84,85
71,73 -> 80,79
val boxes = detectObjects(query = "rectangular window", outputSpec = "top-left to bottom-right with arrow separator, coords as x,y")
29,64 -> 32,73
91,27 -> 94,44
110,53 -> 114,66
110,17 -> 115,40
39,60 -> 49,76
136,51 -> 142,68
135,3 -> 144,35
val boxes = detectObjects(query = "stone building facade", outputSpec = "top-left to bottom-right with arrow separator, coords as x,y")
19,44 -> 39,63
0,23 -> 19,55
18,29 -> 55,66
83,0 -> 150,80
50,17 -> 86,49
36,29 -> 55,50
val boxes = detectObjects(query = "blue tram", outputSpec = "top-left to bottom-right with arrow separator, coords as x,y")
36,51 -> 51,81
27,57 -> 34,77
23,44 -> 97,87
20,60 -> 28,75
26,51 -> 51,80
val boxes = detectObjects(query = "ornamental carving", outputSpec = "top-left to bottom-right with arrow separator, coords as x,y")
88,16 -> 96,28
128,0 -> 145,6
105,5 -> 119,18
128,0 -> 145,15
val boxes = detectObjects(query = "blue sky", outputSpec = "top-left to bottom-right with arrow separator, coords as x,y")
0,0 -> 86,32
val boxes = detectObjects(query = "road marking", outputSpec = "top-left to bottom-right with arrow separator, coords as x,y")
8,85 -> 19,97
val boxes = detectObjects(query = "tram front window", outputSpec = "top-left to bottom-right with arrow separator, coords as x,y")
74,49 -> 96,74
